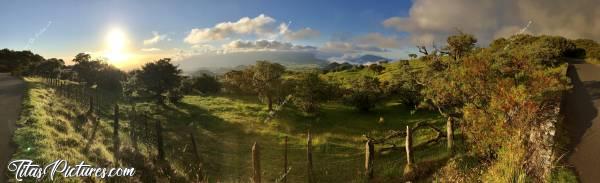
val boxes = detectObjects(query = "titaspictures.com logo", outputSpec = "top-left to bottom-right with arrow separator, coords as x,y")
7,159 -> 135,181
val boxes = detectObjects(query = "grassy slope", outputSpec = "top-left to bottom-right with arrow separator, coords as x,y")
13,72 -> 449,182
163,95 -> 445,182
11,78 -> 116,182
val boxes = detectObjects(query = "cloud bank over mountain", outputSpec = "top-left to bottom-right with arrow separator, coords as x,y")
383,0 -> 600,45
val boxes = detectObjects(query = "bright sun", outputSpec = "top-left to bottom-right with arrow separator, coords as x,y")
104,28 -> 130,65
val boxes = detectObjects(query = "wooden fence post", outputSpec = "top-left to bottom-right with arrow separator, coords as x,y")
252,142 -> 261,183
307,130 -> 313,183
190,132 -> 201,162
88,96 -> 94,114
113,104 -> 120,165
156,120 -> 164,161
405,126 -> 413,165
130,106 -> 138,152
404,125 -> 415,179
365,139 -> 374,180
283,136 -> 288,183
447,117 -> 454,153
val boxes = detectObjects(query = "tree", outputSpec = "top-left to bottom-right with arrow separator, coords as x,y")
572,39 -> 600,59
71,53 -> 104,87
192,74 -> 221,94
252,61 -> 286,111
367,64 -> 384,73
343,76 -> 382,112
222,69 -> 255,94
96,64 -> 125,92
136,58 -> 183,104
293,71 -> 328,114
35,58 -> 64,78
384,61 -> 422,110
0,49 -> 45,75
408,53 -> 418,59
445,32 -> 477,60
71,53 -> 125,92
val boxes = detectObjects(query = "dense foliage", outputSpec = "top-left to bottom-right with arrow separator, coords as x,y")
191,74 -> 221,94
420,34 -> 571,181
291,71 -> 329,114
134,58 -> 184,104
343,76 -> 383,112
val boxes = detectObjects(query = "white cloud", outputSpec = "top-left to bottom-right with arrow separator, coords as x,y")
279,22 -> 320,40
184,14 -> 277,44
184,14 -> 321,44
383,0 -> 600,45
143,31 -> 168,45
141,48 -> 161,52
222,40 -> 316,52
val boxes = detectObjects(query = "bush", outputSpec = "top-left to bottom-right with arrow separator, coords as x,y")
192,74 -> 221,94
292,71 -> 328,114
343,76 -> 382,112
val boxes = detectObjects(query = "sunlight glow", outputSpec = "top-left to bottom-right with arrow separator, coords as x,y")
104,27 -> 131,66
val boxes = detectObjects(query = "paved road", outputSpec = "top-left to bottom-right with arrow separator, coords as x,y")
564,63 -> 600,183
0,73 -> 24,183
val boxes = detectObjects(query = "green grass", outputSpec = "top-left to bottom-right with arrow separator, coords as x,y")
13,77 -> 451,182
134,94 -> 447,182
323,59 -> 425,87
11,78 -> 117,182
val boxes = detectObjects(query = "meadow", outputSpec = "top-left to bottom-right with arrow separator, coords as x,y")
11,76 -> 452,182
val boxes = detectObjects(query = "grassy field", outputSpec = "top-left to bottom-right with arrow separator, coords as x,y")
11,78 -> 117,182
12,77 -> 451,182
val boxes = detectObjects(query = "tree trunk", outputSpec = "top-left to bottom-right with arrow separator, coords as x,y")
267,95 -> 273,111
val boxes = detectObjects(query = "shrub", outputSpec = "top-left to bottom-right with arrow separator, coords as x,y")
192,74 -> 221,94
343,76 -> 382,112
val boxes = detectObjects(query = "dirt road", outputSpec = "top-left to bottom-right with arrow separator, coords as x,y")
0,73 -> 24,183
564,63 -> 600,183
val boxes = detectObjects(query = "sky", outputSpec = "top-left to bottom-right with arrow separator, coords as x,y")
0,0 -> 599,70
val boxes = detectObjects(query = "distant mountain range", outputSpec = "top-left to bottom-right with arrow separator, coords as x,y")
176,51 -> 325,72
176,51 -> 391,74
344,54 -> 391,65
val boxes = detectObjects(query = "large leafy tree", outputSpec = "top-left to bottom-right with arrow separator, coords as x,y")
192,74 -> 221,94
35,58 -> 64,78
222,69 -> 255,94
71,53 -> 125,91
343,76 -> 383,112
71,53 -> 104,87
445,31 -> 477,60
292,71 -> 328,114
136,58 -> 183,104
252,61 -> 286,111
384,61 -> 423,110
